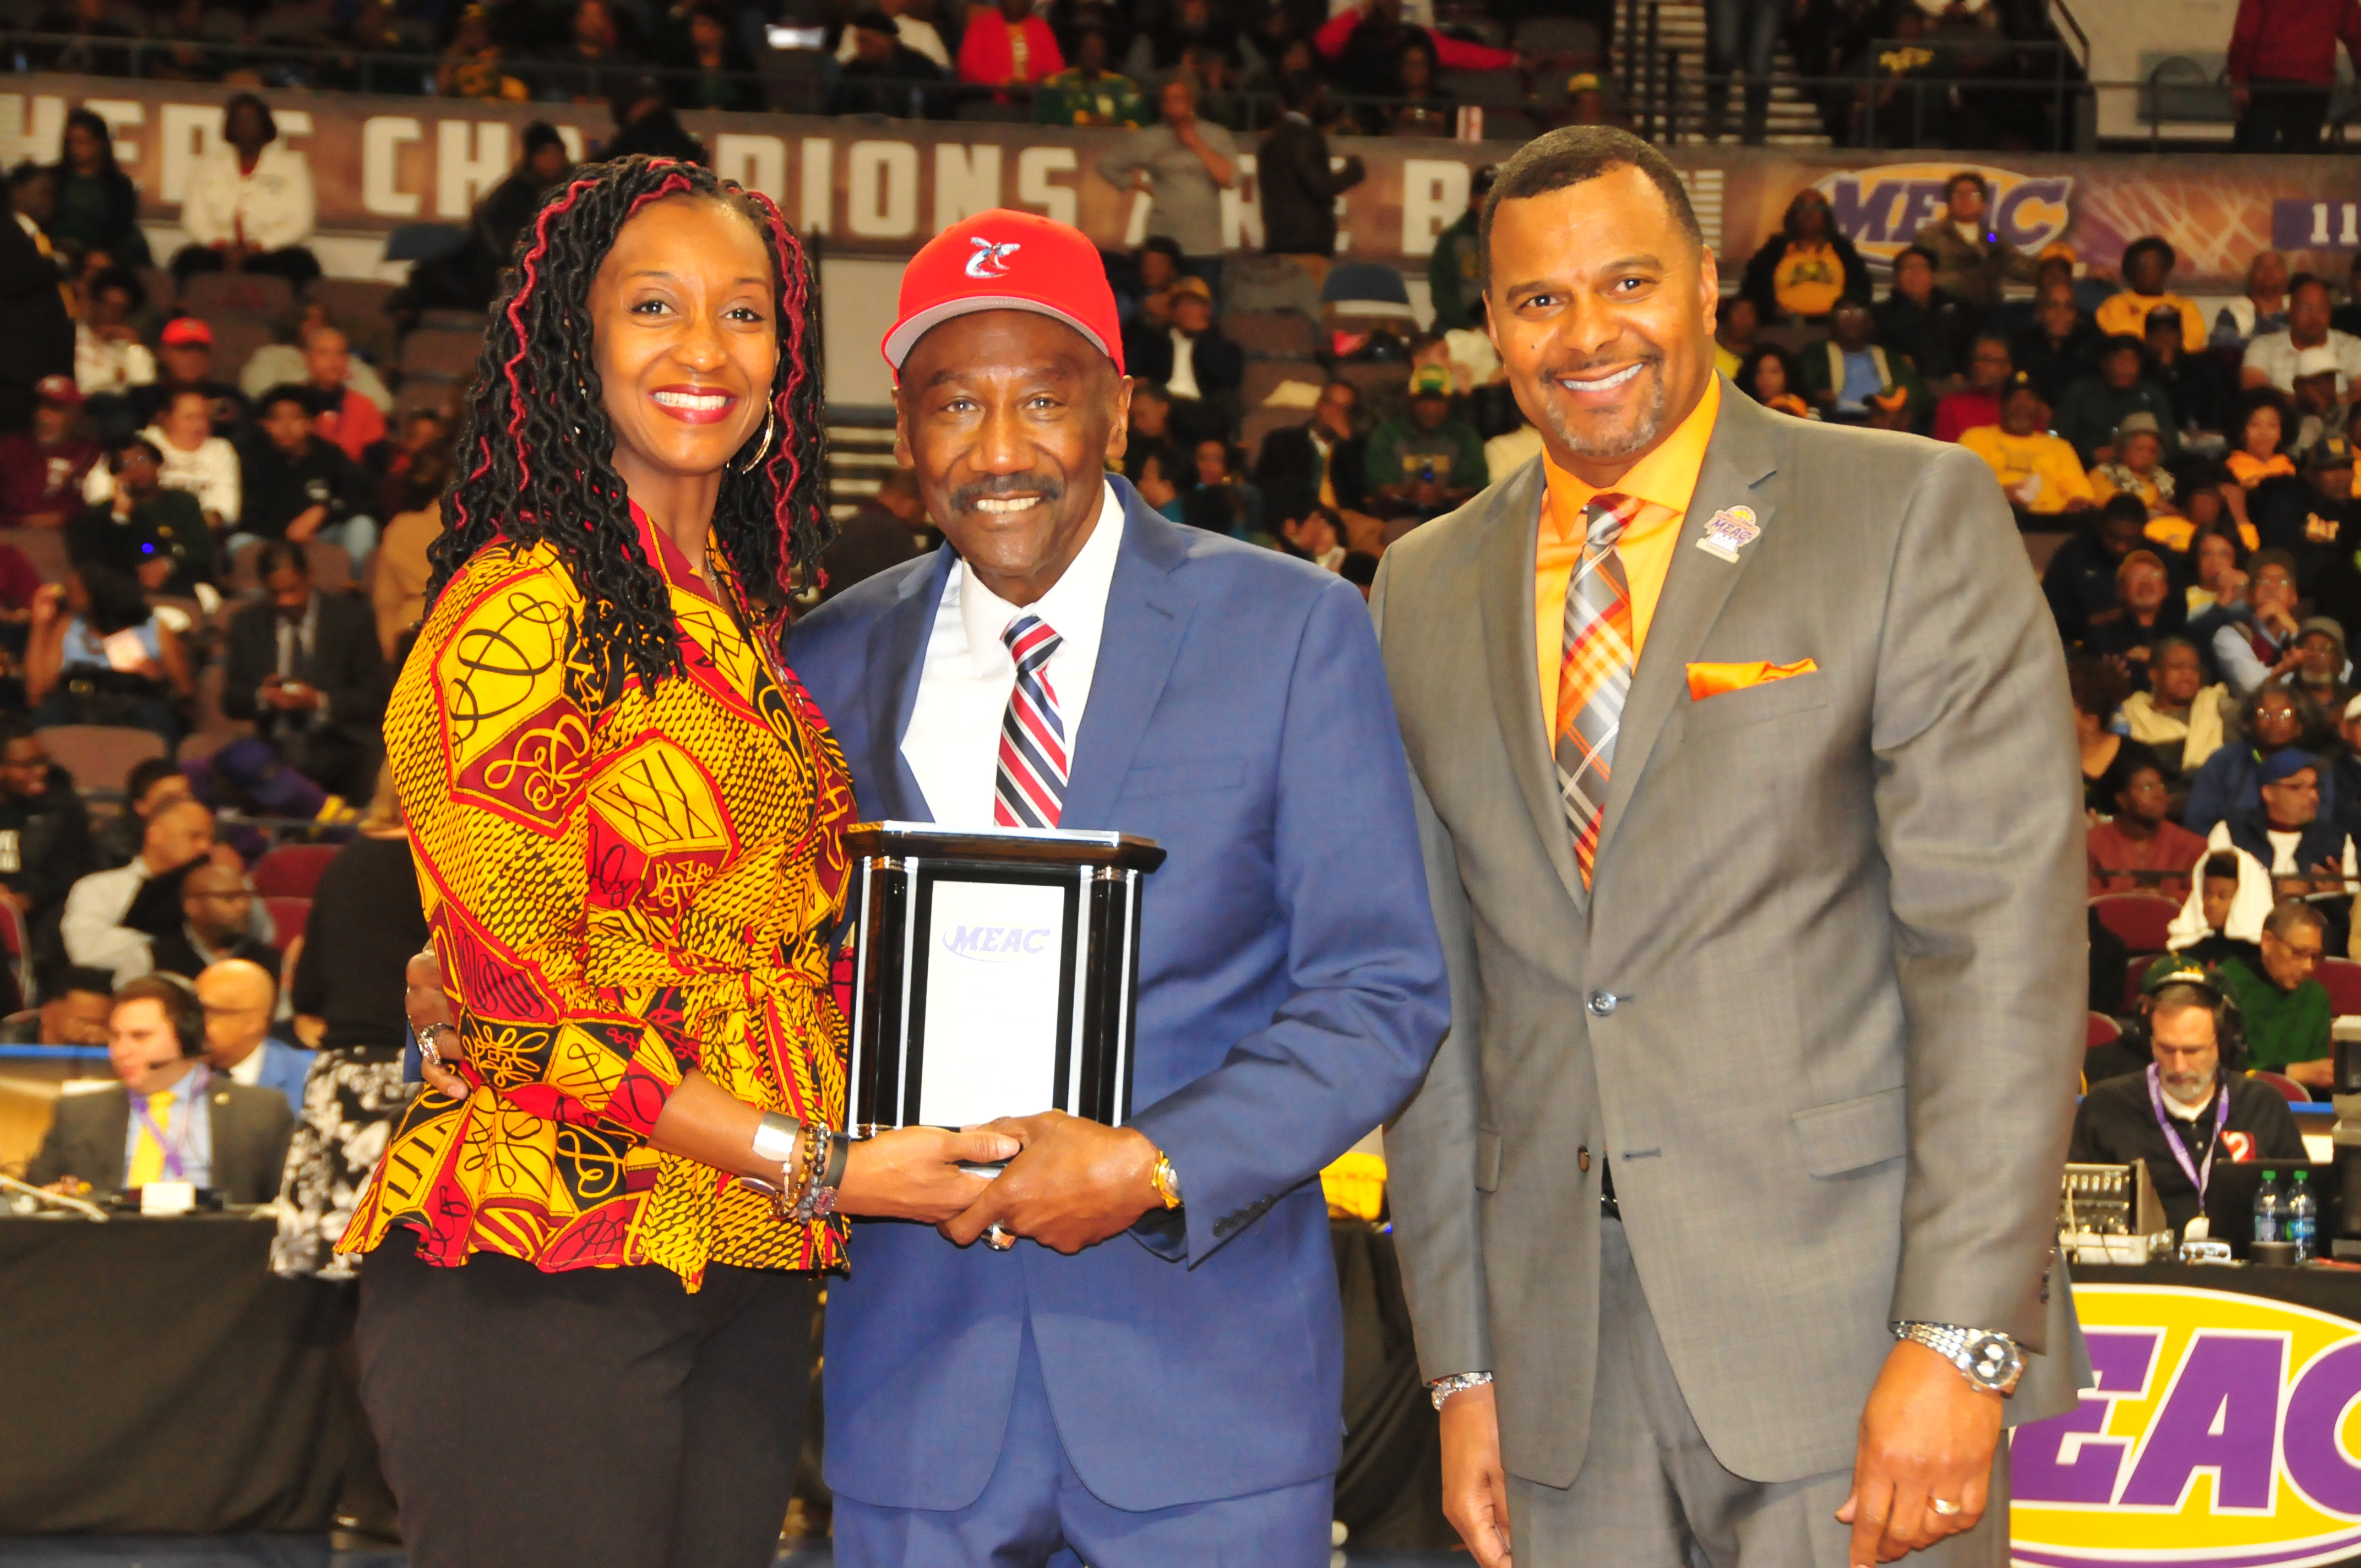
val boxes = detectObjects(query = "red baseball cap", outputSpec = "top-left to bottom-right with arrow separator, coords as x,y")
159,317 -> 214,347
882,209 -> 1123,378
34,374 -> 81,407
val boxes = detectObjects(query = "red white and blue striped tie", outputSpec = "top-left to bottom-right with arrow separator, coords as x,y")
994,614 -> 1068,828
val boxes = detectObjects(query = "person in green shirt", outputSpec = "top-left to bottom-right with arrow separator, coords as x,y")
1366,366 -> 1487,525
2216,897 -> 2332,1086
1032,23 -> 1146,127
1426,165 -> 1494,333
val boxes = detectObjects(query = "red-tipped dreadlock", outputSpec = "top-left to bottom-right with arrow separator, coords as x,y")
428,155 -> 833,694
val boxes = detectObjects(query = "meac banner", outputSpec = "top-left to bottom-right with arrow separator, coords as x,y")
2010,1283 -> 2361,1568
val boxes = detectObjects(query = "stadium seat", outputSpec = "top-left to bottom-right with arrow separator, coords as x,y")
1225,311 -> 1319,360
2249,1070 -> 2313,1104
0,527 -> 70,585
2316,957 -> 2361,1016
304,541 -> 355,591
263,895 -> 312,947
227,538 -> 268,594
1472,109 -> 1537,141
1240,405 -> 1302,465
179,270 -> 294,320
2122,953 -> 2153,1011
36,725 -> 166,796
1242,358 -> 1325,411
394,374 -> 461,425
194,312 -> 276,389
0,899 -> 30,1009
2091,892 -> 2179,954
1440,69 -> 1532,107
252,843 -> 338,899
1334,360 -> 1412,415
2086,1011 -> 2120,1049
399,329 -> 483,379
311,277 -> 400,368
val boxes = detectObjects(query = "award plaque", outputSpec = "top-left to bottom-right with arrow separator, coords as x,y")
842,821 -> 1167,1135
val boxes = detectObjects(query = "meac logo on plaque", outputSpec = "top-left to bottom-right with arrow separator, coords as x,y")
940,923 -> 1057,961
2010,1284 -> 2361,1568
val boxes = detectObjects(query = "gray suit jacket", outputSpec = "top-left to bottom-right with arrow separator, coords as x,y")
26,1076 -> 294,1205
1373,385 -> 2088,1489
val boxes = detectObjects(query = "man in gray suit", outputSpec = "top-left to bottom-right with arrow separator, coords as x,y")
28,973 -> 292,1205
1374,127 -> 2086,1568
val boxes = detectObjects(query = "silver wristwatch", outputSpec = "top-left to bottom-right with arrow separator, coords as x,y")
1892,1321 -> 2023,1395
1428,1371 -> 1494,1410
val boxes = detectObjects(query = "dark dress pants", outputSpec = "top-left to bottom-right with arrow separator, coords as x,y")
357,1233 -> 814,1568
2234,81 -> 2331,153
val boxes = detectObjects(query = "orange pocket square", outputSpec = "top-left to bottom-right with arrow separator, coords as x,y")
1686,658 -> 1819,703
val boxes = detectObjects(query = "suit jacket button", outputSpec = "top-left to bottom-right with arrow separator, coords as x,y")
1577,1146 -> 1591,1172
1587,989 -> 1617,1017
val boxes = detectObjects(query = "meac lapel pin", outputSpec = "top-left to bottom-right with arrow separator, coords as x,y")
1697,505 -> 1760,563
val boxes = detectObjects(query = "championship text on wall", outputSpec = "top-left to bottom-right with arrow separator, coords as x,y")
9,75 -> 2361,287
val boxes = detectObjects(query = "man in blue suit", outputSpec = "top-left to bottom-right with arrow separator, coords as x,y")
788,210 -> 1449,1565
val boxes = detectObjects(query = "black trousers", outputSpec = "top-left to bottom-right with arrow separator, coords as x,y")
2235,81 -> 2332,153
357,1235 -> 815,1568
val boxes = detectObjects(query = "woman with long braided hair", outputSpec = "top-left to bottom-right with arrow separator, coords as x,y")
339,156 -> 1015,1568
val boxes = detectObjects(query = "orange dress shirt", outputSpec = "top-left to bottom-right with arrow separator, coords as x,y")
1534,376 -> 1722,733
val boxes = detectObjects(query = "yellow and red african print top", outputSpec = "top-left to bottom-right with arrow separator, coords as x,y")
339,506 -> 855,1287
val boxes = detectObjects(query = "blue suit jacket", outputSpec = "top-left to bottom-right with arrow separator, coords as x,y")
250,1037 -> 315,1119
789,482 -> 1448,1513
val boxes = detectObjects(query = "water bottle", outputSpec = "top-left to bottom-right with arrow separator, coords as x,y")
2290,1170 -> 2319,1263
2255,1171 -> 2285,1245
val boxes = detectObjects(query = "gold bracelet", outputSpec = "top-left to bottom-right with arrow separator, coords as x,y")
1149,1151 -> 1182,1210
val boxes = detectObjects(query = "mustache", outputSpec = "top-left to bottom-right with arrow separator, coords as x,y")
1542,347 -> 1666,380
950,472 -> 1066,511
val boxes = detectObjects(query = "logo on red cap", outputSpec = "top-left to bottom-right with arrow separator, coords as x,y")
966,238 -> 1022,279
883,209 -> 1124,378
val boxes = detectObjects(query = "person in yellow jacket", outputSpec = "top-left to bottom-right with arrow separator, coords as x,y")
2095,237 -> 2208,355
1961,373 -> 2097,514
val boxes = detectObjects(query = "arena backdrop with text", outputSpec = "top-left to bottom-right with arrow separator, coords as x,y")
7,75 -> 2361,287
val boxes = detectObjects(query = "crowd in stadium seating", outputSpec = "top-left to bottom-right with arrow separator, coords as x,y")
1827,165 -> 2361,1104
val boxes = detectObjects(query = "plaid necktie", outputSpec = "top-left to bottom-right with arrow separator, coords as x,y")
1555,493 -> 1644,886
994,614 -> 1068,828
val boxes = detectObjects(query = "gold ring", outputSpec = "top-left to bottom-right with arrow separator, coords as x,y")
1930,1499 -> 1962,1517
984,1222 -> 1014,1251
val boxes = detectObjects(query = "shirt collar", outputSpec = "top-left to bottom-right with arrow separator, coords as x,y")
956,481 -> 1125,679
1541,374 -> 1721,540
225,1039 -> 268,1086
629,499 -> 719,605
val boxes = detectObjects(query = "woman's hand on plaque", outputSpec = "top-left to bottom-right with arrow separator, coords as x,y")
938,1112 -> 1162,1254
838,1127 -> 1019,1224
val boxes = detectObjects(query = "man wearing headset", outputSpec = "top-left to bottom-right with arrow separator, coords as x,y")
2068,952 -> 2306,1239
26,973 -> 292,1204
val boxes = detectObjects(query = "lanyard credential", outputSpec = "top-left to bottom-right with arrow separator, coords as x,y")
130,1065 -> 208,1182
2145,1062 -> 2229,1202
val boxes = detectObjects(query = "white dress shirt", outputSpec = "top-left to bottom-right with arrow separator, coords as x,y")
1166,329 -> 1202,401
900,482 -> 1126,829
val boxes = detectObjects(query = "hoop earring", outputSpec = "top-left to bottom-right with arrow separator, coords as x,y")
732,409 -> 777,476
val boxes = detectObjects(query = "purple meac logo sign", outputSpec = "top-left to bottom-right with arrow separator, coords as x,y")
2010,1285 -> 2361,1568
